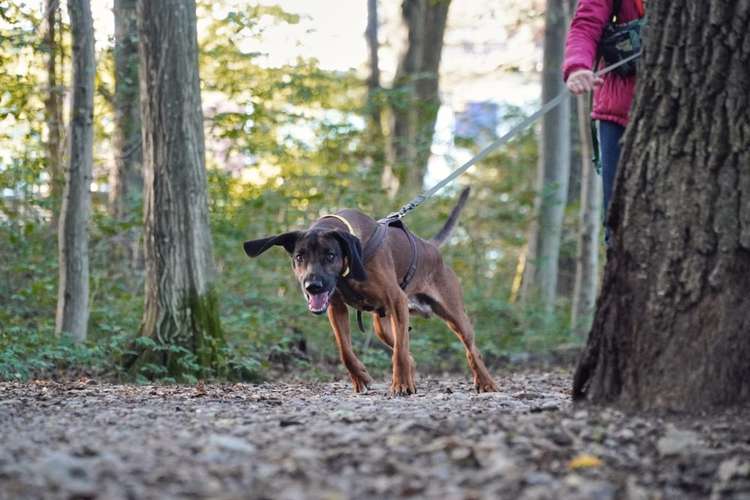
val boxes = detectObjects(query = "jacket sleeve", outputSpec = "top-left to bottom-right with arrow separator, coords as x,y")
562,0 -> 612,81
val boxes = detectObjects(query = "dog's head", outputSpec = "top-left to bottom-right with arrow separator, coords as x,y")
243,229 -> 366,314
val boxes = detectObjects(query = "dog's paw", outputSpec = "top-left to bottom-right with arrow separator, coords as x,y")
389,381 -> 417,397
474,378 -> 498,393
350,371 -> 374,394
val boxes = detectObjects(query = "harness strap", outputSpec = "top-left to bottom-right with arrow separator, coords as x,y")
388,220 -> 418,290
363,223 -> 387,261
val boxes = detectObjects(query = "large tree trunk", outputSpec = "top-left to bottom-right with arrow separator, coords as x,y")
570,95 -> 601,336
43,0 -> 64,224
109,0 -> 142,221
573,0 -> 750,411
130,0 -> 224,378
520,0 -> 571,312
386,0 -> 451,199
55,0 -> 94,342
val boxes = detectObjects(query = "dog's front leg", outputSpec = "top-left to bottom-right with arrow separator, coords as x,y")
373,314 -> 417,382
388,294 -> 416,396
327,292 -> 373,393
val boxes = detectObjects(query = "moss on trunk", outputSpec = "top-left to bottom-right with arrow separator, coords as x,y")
125,289 -> 225,382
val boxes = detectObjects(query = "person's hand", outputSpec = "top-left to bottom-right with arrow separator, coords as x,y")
566,69 -> 603,95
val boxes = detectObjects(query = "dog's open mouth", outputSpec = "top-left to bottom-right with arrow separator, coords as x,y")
306,290 -> 332,314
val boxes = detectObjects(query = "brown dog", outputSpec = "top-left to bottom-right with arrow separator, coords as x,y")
243,189 -> 497,396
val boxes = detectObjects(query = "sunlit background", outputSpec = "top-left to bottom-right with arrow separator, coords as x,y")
87,0 -> 545,190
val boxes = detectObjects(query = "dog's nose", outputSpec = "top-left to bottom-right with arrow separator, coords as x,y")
305,279 -> 325,294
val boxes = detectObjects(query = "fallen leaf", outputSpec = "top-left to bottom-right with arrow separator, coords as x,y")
568,453 -> 603,470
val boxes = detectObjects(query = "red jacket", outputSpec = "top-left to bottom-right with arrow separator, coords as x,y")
563,0 -> 643,127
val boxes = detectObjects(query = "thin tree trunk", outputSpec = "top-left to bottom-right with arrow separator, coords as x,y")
564,0 -> 581,204
555,96 -> 581,300
109,0 -> 142,221
387,0 -> 451,199
365,0 -> 386,184
55,0 -> 94,342
570,95 -> 601,336
521,0 -> 571,312
366,0 -> 381,127
129,0 -> 224,378
566,95 -> 581,204
43,0 -> 64,224
573,0 -> 750,411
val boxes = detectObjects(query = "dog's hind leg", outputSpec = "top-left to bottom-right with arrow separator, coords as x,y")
327,292 -> 373,393
428,269 -> 498,393
373,314 -> 416,382
372,314 -> 394,349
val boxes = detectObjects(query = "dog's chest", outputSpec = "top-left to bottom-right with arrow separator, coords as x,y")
336,280 -> 385,315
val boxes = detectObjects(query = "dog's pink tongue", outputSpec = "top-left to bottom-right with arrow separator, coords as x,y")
308,292 -> 329,311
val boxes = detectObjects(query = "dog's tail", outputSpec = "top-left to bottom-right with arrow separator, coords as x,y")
431,187 -> 470,247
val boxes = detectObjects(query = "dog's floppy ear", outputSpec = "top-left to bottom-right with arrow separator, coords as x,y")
329,231 -> 367,281
243,231 -> 302,257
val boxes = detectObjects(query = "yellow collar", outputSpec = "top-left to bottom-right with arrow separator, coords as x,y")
320,214 -> 354,277
320,214 -> 355,235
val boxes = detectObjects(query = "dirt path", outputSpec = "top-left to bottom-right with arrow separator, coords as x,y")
1,370 -> 749,499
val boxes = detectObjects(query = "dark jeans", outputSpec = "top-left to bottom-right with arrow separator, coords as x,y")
598,120 -> 625,242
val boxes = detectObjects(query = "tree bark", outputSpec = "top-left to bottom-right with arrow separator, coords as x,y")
573,0 -> 750,411
131,0 -> 224,378
570,95 -> 601,335
386,0 -> 451,199
520,0 -> 571,312
43,0 -> 64,223
55,0 -> 94,342
109,0 -> 142,221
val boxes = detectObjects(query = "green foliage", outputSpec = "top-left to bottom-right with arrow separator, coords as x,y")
0,326 -> 131,381
0,3 -> 47,216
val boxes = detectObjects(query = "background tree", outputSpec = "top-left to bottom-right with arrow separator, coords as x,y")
128,0 -> 224,378
573,0 -> 750,410
109,0 -> 142,223
55,0 -> 94,342
520,0 -> 571,313
570,95 -> 600,336
42,0 -> 64,222
385,0 -> 451,199
364,0 -> 386,184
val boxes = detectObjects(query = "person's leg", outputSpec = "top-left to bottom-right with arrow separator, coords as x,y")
598,120 -> 625,243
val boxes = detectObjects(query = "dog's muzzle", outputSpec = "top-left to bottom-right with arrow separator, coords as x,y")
304,278 -> 332,314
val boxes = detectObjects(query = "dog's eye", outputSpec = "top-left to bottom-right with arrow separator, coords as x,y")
326,252 -> 335,262
294,254 -> 304,263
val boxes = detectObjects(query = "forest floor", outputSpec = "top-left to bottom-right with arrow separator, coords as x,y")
1,368 -> 750,500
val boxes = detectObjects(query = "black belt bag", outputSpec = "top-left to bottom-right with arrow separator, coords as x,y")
599,17 -> 645,77
598,0 -> 646,78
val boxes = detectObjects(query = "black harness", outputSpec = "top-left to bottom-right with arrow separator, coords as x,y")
330,217 -> 418,332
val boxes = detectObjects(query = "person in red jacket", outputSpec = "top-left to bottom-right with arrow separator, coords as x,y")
563,0 -> 645,242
